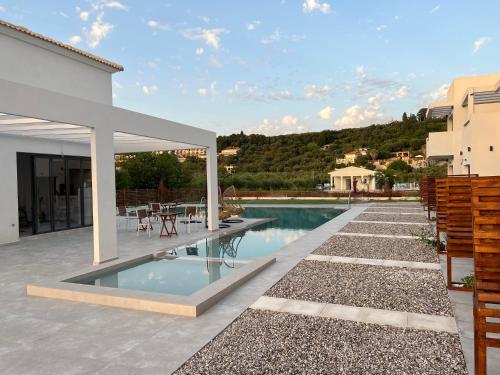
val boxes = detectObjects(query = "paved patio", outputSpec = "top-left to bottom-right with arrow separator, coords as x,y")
0,205 -> 359,374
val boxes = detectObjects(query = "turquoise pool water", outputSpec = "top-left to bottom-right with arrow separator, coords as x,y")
76,207 -> 342,296
175,207 -> 342,260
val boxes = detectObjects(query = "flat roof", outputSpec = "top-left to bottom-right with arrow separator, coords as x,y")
0,18 -> 124,72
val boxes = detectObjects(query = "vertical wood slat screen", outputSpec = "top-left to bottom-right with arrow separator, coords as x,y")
446,176 -> 474,291
435,177 -> 448,253
471,177 -> 500,375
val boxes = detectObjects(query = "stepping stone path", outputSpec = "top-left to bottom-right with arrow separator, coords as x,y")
174,203 -> 468,374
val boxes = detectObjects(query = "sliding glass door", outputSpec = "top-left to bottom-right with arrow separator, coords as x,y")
17,153 -> 93,236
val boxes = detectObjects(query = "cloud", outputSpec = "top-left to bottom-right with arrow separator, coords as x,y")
388,85 -> 409,101
208,55 -> 224,68
79,11 -> 89,21
199,16 -> 210,23
147,20 -> 170,31
430,5 -> 441,13
181,27 -> 227,49
197,81 -> 217,97
0,6 -> 5,12
261,28 -> 305,44
302,0 -> 331,14
142,85 -> 159,95
83,14 -> 113,48
304,84 -> 332,99
318,106 -> 334,120
68,35 -> 82,45
101,1 -> 128,10
473,36 -> 492,53
334,95 -> 388,129
245,21 -> 260,31
376,24 -> 387,32
195,47 -> 204,55
247,115 -> 308,136
427,84 -> 449,101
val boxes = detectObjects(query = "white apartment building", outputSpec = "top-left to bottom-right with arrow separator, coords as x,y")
427,73 -> 500,176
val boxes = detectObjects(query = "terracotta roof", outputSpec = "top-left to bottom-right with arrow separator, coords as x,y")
0,19 -> 124,71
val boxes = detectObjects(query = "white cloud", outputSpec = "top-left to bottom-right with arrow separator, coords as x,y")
147,20 -> 169,31
197,88 -> 209,96
302,0 -> 330,14
247,115 -> 308,136
79,11 -> 89,21
428,84 -> 449,101
181,27 -> 227,49
388,85 -> 409,101
144,60 -> 159,69
318,106 -> 334,120
261,28 -> 305,44
245,21 -> 260,31
473,36 -> 492,53
195,47 -> 204,55
83,14 -> 113,48
304,84 -> 332,99
355,65 -> 366,79
334,95 -> 387,129
68,35 -> 82,45
0,6 -> 5,12
142,85 -> 159,95
376,24 -> 387,32
101,1 -> 128,10
430,5 -> 441,13
197,81 -> 217,97
199,16 -> 210,23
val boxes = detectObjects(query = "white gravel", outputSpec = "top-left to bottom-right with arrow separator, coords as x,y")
340,222 -> 429,236
314,235 -> 439,263
266,261 -> 453,316
356,213 -> 428,223
174,309 -> 467,375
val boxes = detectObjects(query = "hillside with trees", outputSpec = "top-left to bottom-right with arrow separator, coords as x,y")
115,114 -> 447,191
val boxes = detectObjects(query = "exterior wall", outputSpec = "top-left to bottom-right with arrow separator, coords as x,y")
427,73 -> 500,176
0,135 -> 90,245
0,32 -> 112,104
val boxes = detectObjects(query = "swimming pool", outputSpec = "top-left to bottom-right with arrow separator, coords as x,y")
73,207 -> 342,297
174,207 -> 343,260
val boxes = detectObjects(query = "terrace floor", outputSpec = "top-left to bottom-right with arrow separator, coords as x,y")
1,203 -> 497,374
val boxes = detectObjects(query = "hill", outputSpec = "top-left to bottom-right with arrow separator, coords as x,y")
217,118 -> 446,186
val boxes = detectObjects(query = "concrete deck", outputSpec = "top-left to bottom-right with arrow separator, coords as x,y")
0,206 -> 359,374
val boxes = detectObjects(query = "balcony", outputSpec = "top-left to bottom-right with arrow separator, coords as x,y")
426,131 -> 453,161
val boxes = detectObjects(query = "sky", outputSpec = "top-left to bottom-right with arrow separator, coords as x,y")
1,1 -> 500,136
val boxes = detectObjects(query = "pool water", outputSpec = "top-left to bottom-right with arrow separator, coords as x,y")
175,207 -> 343,260
80,257 -> 245,296
75,207 -> 342,296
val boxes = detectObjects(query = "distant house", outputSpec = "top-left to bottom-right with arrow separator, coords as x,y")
335,148 -> 368,165
224,165 -> 236,174
219,147 -> 240,157
170,148 -> 207,161
328,166 -> 378,192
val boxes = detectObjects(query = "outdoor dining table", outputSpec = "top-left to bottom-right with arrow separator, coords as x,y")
157,212 -> 178,237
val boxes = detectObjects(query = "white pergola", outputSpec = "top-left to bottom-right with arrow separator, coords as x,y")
0,77 -> 219,264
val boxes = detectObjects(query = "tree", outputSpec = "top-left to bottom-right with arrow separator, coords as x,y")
387,159 -> 412,173
417,108 -> 427,122
369,149 -> 379,161
402,112 -> 408,122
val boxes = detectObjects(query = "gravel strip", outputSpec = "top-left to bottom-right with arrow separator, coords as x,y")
356,213 -> 429,223
313,235 -> 439,263
266,261 -> 453,316
340,222 -> 428,236
174,309 -> 467,375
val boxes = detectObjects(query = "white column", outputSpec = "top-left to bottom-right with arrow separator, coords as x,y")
91,127 -> 118,265
340,176 -> 344,191
351,176 -> 354,191
371,176 -> 376,191
206,141 -> 219,231
330,174 -> 333,190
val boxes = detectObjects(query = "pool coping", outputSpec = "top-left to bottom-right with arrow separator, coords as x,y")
27,252 -> 276,318
26,217 -> 278,318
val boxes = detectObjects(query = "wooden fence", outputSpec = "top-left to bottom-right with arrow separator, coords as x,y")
446,176 -> 474,291
471,177 -> 500,374
435,177 -> 448,253
116,188 -> 205,207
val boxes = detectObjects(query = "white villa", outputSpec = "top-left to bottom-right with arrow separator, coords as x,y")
328,166 -> 377,192
0,19 -> 219,264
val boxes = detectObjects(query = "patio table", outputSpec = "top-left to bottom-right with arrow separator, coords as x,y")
157,212 -> 178,237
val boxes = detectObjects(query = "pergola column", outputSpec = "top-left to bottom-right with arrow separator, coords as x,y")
206,141 -> 219,231
90,127 -> 118,264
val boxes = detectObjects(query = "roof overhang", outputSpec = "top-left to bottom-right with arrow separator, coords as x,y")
427,102 -> 453,119
0,78 -> 216,153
